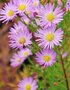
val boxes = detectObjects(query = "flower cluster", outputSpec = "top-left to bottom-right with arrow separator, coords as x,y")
0,0 -> 68,89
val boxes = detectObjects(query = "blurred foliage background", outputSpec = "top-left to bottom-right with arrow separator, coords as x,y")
0,0 -> 70,90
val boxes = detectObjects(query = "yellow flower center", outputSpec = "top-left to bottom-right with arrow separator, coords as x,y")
24,52 -> 28,57
17,59 -> 21,62
33,1 -> 38,6
43,55 -> 51,62
7,10 -> 14,17
18,4 -> 26,11
18,37 -> 26,44
25,84 -> 31,90
46,12 -> 55,22
45,33 -> 54,42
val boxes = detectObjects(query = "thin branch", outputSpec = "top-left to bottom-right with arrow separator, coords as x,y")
59,48 -> 69,90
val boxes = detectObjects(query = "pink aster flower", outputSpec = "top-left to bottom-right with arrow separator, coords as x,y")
9,21 -> 28,35
18,48 -> 32,60
14,0 -> 32,16
35,49 -> 57,67
10,48 -> 32,67
36,3 -> 64,28
65,0 -> 70,11
0,1 -> 17,23
18,77 -> 38,90
10,53 -> 24,67
35,26 -> 64,49
32,0 -> 40,7
9,25 -> 32,49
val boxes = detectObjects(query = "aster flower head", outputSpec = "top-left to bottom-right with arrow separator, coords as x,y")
10,53 -> 24,67
65,0 -> 70,11
18,48 -> 32,60
18,77 -> 38,90
35,26 -> 64,49
15,0 -> 32,15
9,21 -> 28,35
35,49 -> 57,67
36,3 -> 64,28
0,1 -> 17,23
9,25 -> 32,49
32,0 -> 40,7
31,0 -> 42,18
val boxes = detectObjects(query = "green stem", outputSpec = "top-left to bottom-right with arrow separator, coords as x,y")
58,48 -> 69,90
24,13 -> 42,29
60,55 -> 69,90
28,57 -> 34,65
17,16 -> 27,26
24,13 -> 32,21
